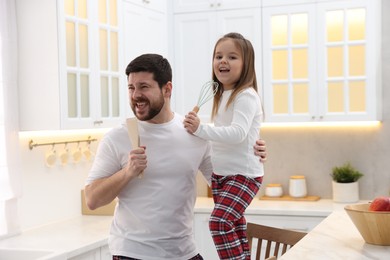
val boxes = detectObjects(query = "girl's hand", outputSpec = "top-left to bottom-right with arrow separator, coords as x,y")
254,139 -> 267,163
183,111 -> 200,134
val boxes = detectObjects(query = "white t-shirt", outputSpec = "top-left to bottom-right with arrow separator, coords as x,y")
194,88 -> 264,178
85,113 -> 212,260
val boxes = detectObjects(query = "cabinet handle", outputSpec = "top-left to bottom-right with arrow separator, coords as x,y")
210,3 -> 214,7
93,120 -> 103,125
217,2 -> 221,7
143,0 -> 150,4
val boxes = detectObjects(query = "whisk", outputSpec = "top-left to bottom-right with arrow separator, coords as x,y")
192,80 -> 219,113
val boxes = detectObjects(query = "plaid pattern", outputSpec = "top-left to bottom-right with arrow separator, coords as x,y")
209,173 -> 262,260
112,254 -> 203,260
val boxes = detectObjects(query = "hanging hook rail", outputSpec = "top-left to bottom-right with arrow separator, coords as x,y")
29,136 -> 97,150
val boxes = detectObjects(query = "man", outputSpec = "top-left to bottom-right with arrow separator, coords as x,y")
84,54 -> 266,260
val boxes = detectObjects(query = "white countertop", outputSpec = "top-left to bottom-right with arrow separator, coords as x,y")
0,215 -> 113,259
1,197 -> 385,260
280,210 -> 390,259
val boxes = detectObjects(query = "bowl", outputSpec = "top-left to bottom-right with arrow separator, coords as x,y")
344,203 -> 390,245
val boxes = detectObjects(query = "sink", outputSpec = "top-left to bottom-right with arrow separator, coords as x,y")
0,248 -> 66,260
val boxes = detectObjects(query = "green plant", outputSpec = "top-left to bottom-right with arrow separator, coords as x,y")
331,162 -> 364,183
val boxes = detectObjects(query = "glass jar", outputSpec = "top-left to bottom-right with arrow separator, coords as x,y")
265,183 -> 283,197
289,175 -> 307,198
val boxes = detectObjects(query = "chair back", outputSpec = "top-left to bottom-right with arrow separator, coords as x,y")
247,222 -> 307,260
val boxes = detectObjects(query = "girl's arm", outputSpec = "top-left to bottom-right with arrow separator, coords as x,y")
186,90 -> 261,144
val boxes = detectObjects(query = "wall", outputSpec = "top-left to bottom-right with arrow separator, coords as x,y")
17,130 -> 105,230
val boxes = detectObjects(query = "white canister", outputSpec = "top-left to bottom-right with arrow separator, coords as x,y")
289,175 -> 307,198
265,183 -> 283,197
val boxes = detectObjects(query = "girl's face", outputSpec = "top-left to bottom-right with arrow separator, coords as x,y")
213,39 -> 243,90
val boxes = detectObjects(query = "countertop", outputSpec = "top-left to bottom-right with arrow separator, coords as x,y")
279,209 -> 390,259
1,197 -> 384,260
0,215 -> 113,259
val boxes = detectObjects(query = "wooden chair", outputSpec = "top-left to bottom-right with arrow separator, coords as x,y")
247,222 -> 307,260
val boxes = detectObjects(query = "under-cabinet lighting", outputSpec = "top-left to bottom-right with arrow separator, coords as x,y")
261,121 -> 381,128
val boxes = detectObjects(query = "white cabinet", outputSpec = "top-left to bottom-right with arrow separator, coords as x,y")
194,212 -> 325,260
68,245 -> 111,260
173,0 -> 260,13
172,2 -> 261,121
122,0 -> 168,117
17,0 -> 126,130
262,0 -> 381,123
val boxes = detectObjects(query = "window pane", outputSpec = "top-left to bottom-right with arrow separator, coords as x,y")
327,47 -> 343,77
100,29 -> 108,70
293,83 -> 308,113
327,82 -> 344,113
110,0 -> 118,26
271,15 -> 288,46
99,0 -> 107,23
66,22 -> 76,67
101,76 -> 109,117
348,8 -> 365,41
291,13 -> 308,45
349,45 -> 365,76
112,77 -> 119,117
65,0 -> 75,16
292,49 -> 308,79
78,0 -> 87,19
67,73 -> 77,117
273,84 -> 289,114
110,31 -> 118,71
326,10 -> 344,42
349,81 -> 365,112
272,50 -> 288,80
80,75 -> 90,117
79,24 -> 89,68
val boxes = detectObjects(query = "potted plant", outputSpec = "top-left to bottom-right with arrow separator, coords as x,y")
331,162 -> 364,203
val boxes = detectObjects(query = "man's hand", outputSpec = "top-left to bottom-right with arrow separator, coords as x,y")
125,146 -> 147,178
254,139 -> 267,163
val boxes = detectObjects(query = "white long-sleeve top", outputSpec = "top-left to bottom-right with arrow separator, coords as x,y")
194,88 -> 264,178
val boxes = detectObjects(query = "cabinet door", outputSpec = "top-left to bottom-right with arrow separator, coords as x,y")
58,0 -> 126,129
173,12 -> 216,122
173,0 -> 260,13
100,245 -> 112,260
122,1 -> 168,117
262,4 -> 317,122
68,248 -> 100,260
193,213 -> 218,260
316,0 -> 381,122
173,8 -> 262,122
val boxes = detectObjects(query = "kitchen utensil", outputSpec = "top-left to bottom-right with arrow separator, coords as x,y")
59,144 -> 69,165
127,117 -> 143,178
192,80 -> 219,113
45,145 -> 57,167
72,144 -> 82,163
345,203 -> 390,245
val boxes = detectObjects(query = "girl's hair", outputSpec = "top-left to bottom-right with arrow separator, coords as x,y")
211,32 -> 258,120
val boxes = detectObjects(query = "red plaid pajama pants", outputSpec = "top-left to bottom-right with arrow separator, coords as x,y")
209,173 -> 263,260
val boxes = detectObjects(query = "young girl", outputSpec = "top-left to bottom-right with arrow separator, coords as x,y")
184,32 -> 264,260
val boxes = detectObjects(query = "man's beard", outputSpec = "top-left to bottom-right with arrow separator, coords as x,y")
131,94 -> 165,121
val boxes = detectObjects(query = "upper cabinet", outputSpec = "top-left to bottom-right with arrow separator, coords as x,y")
18,0 -> 126,130
172,0 -> 261,122
262,0 -> 381,123
173,0 -> 260,13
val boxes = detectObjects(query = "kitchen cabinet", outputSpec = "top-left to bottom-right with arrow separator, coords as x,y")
68,245 -> 111,260
173,0 -> 260,13
262,0 -> 381,123
172,1 -> 261,121
122,0 -> 168,117
17,0 -> 126,130
194,212 -> 325,259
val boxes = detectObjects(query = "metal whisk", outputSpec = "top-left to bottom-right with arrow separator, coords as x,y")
192,80 -> 219,113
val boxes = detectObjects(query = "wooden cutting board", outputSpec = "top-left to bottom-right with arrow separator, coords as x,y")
259,195 -> 321,201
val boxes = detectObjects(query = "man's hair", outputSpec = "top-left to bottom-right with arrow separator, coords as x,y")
125,53 -> 172,88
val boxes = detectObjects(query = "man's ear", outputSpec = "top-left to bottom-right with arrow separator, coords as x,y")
163,81 -> 173,97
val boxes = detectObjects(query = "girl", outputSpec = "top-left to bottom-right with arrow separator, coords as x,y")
184,32 -> 264,260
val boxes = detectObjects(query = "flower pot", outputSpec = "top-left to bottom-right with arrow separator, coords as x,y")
332,181 -> 359,203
